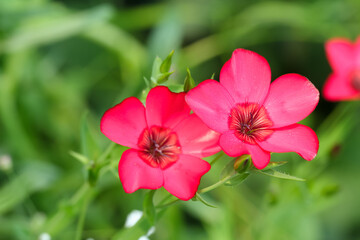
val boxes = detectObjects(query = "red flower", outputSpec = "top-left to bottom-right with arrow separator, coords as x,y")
186,49 -> 319,169
323,37 -> 360,101
100,86 -> 220,200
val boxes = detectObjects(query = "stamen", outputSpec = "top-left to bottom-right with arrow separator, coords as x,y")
138,126 -> 181,169
229,103 -> 273,144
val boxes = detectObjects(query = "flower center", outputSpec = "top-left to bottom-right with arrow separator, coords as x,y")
138,126 -> 181,169
229,103 -> 273,144
351,70 -> 360,91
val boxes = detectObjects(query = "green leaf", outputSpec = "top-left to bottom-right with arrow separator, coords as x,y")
210,73 -> 215,79
80,112 -> 100,160
160,50 -> 174,73
143,190 -> 156,225
143,77 -> 150,88
69,151 -> 90,165
262,161 -> 288,170
156,71 -> 175,84
150,56 -> 162,83
195,193 -> 217,208
257,169 -> 305,181
184,68 -> 195,92
224,173 -> 249,186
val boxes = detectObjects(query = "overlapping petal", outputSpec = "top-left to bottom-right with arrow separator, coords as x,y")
263,73 -> 319,128
118,149 -> 163,193
174,114 -> 221,158
323,73 -> 360,101
246,144 -> 270,170
163,154 -> 211,201
186,80 -> 235,133
325,38 -> 355,73
258,124 -> 319,161
146,86 -> 190,129
219,131 -> 248,157
100,97 -> 147,149
220,48 -> 271,104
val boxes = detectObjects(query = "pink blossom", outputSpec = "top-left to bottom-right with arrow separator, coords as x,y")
323,37 -> 360,101
186,49 -> 319,169
100,86 -> 220,200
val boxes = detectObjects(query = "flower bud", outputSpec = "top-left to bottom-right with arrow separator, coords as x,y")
233,154 -> 251,173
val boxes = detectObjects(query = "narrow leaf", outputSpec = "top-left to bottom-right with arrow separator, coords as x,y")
195,193 -> 217,208
150,56 -> 162,82
156,71 -> 174,84
262,161 -> 288,170
258,169 -> 305,181
143,77 -> 150,88
225,173 -> 249,186
69,151 -> 90,165
160,50 -> 174,73
184,68 -> 195,92
80,112 -> 101,160
210,73 -> 215,79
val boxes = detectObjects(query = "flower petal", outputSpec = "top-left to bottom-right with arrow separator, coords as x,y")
325,38 -> 355,73
323,73 -> 360,101
220,48 -> 271,104
163,154 -> 210,201
174,114 -> 221,158
246,144 -> 270,169
100,97 -> 147,148
263,73 -> 319,128
219,131 -> 248,157
118,149 -> 163,193
186,80 -> 235,133
146,86 -> 190,129
257,124 -> 319,161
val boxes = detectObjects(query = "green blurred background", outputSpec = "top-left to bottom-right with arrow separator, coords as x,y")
1,0 -> 360,239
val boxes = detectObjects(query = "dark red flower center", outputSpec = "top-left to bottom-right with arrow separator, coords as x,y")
229,103 -> 273,144
138,126 -> 181,169
351,70 -> 360,91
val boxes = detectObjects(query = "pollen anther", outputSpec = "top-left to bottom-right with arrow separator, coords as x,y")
228,103 -> 273,144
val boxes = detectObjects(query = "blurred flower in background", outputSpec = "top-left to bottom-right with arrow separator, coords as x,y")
323,37 -> 360,101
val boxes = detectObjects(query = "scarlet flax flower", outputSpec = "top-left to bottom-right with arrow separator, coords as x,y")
100,86 -> 220,200
186,49 -> 319,169
323,37 -> 360,101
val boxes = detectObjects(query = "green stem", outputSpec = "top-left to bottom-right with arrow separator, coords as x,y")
209,151 -> 225,166
198,175 -> 232,194
75,192 -> 91,240
156,198 -> 180,209
98,142 -> 116,163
